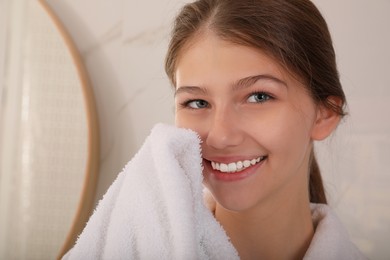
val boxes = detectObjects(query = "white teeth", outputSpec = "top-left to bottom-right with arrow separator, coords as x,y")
237,161 -> 243,170
228,163 -> 237,172
210,156 -> 265,173
243,160 -> 251,168
220,163 -> 228,172
212,161 -> 220,170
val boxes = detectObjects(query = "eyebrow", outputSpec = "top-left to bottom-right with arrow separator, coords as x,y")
175,74 -> 286,96
175,86 -> 207,97
232,74 -> 287,91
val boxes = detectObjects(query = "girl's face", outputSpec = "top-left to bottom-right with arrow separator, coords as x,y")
174,34 -> 321,212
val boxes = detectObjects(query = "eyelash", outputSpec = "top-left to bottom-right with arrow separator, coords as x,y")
247,91 -> 274,103
180,99 -> 209,110
179,91 -> 274,110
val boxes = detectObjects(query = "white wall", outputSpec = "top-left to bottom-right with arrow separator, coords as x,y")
45,0 -> 181,202
46,1 -> 390,259
312,1 -> 390,259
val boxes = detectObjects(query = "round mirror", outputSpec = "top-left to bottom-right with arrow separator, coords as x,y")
0,0 -> 99,259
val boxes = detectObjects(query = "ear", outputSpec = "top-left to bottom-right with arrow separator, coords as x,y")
311,96 -> 342,141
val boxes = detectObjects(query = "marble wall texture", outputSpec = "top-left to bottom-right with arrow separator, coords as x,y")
46,0 -> 390,259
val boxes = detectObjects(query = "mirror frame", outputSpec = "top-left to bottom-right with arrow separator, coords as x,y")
37,1 -> 100,259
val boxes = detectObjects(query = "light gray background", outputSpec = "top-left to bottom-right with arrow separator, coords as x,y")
45,1 -> 390,259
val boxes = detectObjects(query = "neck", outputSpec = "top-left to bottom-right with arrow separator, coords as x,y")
215,192 -> 314,260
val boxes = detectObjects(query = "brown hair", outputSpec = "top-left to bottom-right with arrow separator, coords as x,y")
165,0 -> 346,204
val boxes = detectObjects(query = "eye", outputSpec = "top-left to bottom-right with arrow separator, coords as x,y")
247,92 -> 273,103
184,99 -> 209,109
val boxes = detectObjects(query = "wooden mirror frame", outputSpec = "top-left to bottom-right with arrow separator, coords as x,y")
37,1 -> 100,259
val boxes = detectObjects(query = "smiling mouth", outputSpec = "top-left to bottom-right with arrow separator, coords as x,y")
208,156 -> 267,174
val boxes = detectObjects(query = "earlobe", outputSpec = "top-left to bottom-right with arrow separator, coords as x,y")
311,97 -> 342,141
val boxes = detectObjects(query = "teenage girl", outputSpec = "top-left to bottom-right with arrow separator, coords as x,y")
166,0 -> 367,259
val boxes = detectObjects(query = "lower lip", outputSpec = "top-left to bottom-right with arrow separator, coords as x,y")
203,159 -> 265,182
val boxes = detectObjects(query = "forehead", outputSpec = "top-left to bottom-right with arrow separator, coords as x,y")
175,33 -> 292,87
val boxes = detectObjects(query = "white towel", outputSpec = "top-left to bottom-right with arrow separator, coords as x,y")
64,123 -> 239,260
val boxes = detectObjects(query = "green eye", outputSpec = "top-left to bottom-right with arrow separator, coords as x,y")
247,92 -> 272,103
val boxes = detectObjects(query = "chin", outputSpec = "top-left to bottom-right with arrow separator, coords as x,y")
204,181 -> 260,213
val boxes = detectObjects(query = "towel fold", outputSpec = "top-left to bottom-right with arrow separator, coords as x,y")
64,123 -> 239,260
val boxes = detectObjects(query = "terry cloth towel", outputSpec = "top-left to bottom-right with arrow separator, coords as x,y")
64,123 -> 239,260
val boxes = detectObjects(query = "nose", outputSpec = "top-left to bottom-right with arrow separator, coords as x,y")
205,106 -> 244,150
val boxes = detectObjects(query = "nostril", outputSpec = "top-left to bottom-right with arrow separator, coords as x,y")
205,128 -> 244,150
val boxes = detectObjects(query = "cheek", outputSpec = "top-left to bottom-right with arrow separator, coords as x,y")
175,111 -> 208,139
249,108 -> 314,156
174,111 -> 184,127
174,104 -> 188,127
175,109 -> 194,128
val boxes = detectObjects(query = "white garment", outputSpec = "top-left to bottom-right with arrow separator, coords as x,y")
204,190 -> 367,259
63,124 -> 239,260
304,204 -> 368,260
